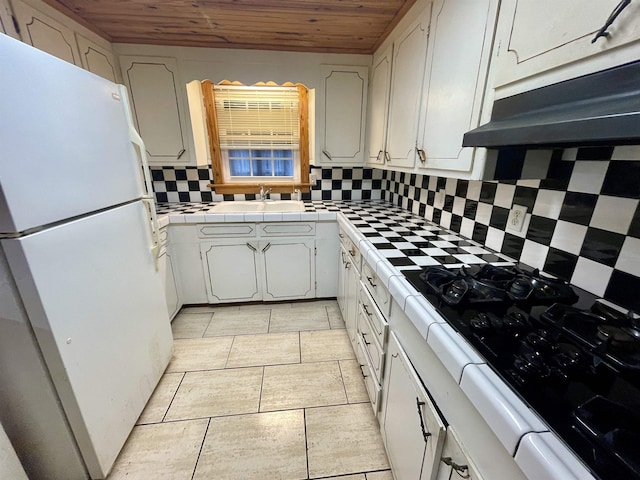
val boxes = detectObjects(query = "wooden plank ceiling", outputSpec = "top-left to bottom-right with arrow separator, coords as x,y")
42,0 -> 417,54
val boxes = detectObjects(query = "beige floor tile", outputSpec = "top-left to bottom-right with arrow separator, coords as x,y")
366,471 -> 394,480
306,404 -> 390,478
171,312 -> 213,339
136,373 -> 184,425
301,329 -> 355,362
238,302 -> 292,311
226,332 -> 300,367
327,303 -> 346,329
291,299 -> 338,308
166,337 -> 234,373
193,410 -> 307,480
165,368 -> 262,421
339,360 -> 370,404
269,306 -> 331,333
204,310 -> 270,336
107,419 -> 208,480
316,475 -> 365,480
260,361 -> 347,412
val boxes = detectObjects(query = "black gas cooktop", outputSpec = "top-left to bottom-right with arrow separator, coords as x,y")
403,265 -> 640,480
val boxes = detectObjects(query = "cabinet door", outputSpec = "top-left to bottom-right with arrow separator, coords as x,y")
159,247 -> 181,321
13,1 -> 80,66
76,33 -> 118,82
318,65 -> 368,165
337,244 -> 348,315
367,44 -> 393,166
494,0 -> 640,89
119,56 -> 189,164
345,254 -> 360,347
385,9 -> 431,168
383,333 -> 446,480
436,427 -> 484,480
261,239 -> 315,300
200,241 -> 262,303
417,0 -> 498,173
0,0 -> 20,39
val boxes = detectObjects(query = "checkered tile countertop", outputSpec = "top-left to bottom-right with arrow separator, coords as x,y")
156,200 -> 517,271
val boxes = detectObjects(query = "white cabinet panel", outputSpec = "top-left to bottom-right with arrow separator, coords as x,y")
76,33 -> 117,82
318,65 -> 368,165
367,44 -> 393,166
119,56 -> 188,164
385,9 -> 430,169
417,0 -> 498,174
382,332 -> 446,480
201,241 -> 262,303
13,1 -> 80,66
436,427 -> 484,480
261,239 -> 315,300
159,246 -> 181,320
0,0 -> 19,39
494,0 -> 640,89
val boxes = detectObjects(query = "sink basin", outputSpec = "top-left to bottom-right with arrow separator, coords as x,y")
211,200 -> 305,213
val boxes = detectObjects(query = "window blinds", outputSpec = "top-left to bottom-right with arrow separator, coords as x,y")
214,85 -> 300,150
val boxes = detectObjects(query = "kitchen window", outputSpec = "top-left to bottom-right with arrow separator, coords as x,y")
201,81 -> 311,194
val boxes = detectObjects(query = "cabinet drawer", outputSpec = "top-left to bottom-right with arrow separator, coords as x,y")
197,223 -> 256,238
339,231 -> 361,271
356,335 -> 382,414
259,222 -> 315,237
359,283 -> 388,345
362,260 -> 391,317
358,308 -> 385,384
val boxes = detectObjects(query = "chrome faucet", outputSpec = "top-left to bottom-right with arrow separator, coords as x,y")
259,185 -> 272,200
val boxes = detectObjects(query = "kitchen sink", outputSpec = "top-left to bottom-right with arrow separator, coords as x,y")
210,200 -> 305,213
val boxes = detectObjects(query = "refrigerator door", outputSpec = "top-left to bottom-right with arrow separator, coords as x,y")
0,35 -> 144,234
2,201 -> 173,478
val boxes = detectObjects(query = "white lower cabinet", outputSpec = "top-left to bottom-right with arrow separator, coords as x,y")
158,245 -> 181,320
261,239 -> 315,300
382,332 -> 446,480
201,241 -> 262,303
337,232 -> 361,347
436,427 -> 484,480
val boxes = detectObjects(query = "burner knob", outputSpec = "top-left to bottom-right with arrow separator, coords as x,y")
526,330 -> 555,352
514,353 -> 550,378
470,313 -> 502,331
509,278 -> 531,299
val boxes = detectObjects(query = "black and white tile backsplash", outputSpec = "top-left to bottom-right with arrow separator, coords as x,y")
382,146 -> 640,311
150,166 -> 384,203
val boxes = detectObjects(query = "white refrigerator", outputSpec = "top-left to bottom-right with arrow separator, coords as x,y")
0,34 -> 174,479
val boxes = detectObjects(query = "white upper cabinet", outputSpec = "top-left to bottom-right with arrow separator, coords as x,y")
76,34 -> 118,83
416,0 -> 499,174
316,65 -> 369,165
366,44 -> 393,166
493,0 -> 640,92
385,8 -> 431,169
12,1 -> 81,66
0,0 -> 19,39
119,56 -> 189,164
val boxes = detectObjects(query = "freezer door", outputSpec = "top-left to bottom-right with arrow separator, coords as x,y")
2,201 -> 173,478
0,35 -> 144,234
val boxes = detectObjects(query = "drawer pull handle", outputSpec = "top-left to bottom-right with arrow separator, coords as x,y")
384,151 -> 390,163
349,247 -> 356,257
416,397 -> 432,443
441,457 -> 470,479
346,261 -> 351,270
361,332 -> 371,346
376,150 -> 383,162
246,243 -> 257,252
358,364 -> 368,378
592,0 -> 630,43
366,276 -> 377,288
341,251 -> 346,265
262,242 -> 271,253
322,150 -> 333,161
416,147 -> 426,163
363,304 -> 372,317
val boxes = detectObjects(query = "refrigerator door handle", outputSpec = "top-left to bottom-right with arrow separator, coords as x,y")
118,84 -> 160,270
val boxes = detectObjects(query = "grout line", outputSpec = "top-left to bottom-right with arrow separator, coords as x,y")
298,331 -> 302,363
336,360 -> 350,404
161,372 -> 186,423
202,312 -> 215,338
190,417 -> 211,480
303,408 -> 310,480
224,336 -> 235,369
258,366 -> 265,413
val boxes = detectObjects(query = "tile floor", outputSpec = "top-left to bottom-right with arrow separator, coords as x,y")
107,300 -> 392,480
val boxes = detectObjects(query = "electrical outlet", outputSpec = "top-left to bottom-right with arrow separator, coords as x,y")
309,172 -> 318,183
507,204 -> 528,233
434,189 -> 445,209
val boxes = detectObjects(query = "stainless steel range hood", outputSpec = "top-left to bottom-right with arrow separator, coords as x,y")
463,61 -> 640,149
